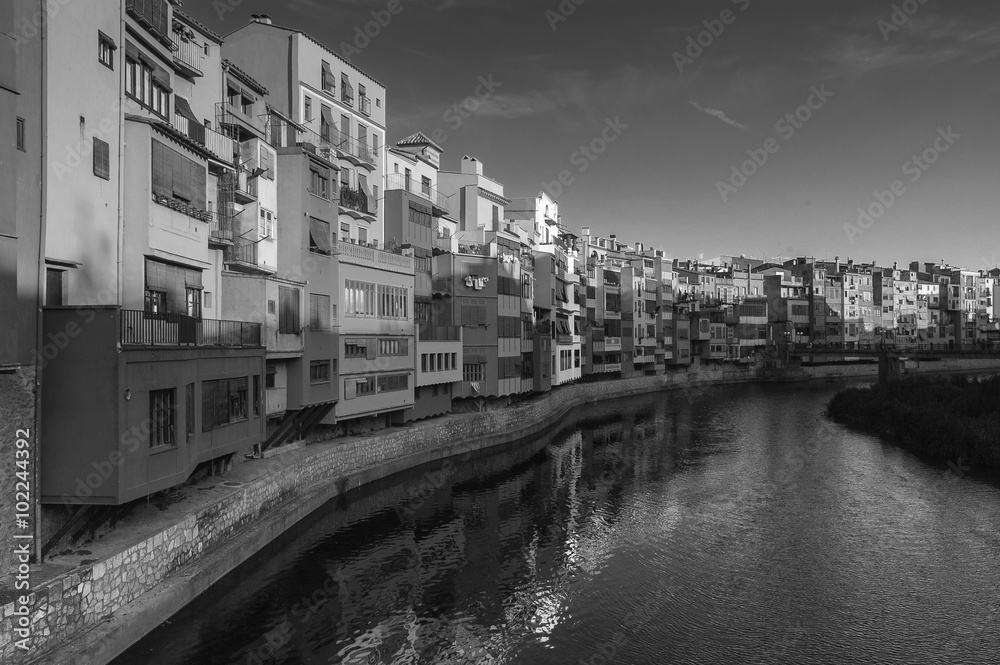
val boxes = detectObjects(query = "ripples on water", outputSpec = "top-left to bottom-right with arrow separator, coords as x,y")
117,382 -> 1000,665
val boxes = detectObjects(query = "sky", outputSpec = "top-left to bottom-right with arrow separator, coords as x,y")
188,0 -> 1000,270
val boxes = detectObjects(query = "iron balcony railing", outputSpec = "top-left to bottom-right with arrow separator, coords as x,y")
120,309 -> 261,347
172,35 -> 204,76
339,186 -> 369,214
208,207 -> 235,244
384,173 -> 452,212
170,115 -> 237,164
227,237 -> 259,267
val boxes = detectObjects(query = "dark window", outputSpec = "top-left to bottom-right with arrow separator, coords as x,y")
186,287 -> 202,318
493,205 -> 500,223
310,360 -> 330,384
309,166 -> 329,198
145,289 -> 166,313
265,366 -> 276,389
309,293 -> 331,330
344,341 -> 368,358
16,117 -> 25,152
93,138 -> 110,180
98,31 -> 116,69
45,268 -> 65,307
125,53 -> 170,119
185,383 -> 194,439
278,286 -> 300,333
376,374 -> 408,393
149,388 -> 176,448
151,140 -> 206,210
253,375 -> 261,416
201,377 -> 249,431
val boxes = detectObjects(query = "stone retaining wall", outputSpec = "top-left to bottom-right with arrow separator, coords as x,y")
5,359 -> 1000,663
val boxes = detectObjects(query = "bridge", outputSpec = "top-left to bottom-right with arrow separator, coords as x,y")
786,342 -> 1000,382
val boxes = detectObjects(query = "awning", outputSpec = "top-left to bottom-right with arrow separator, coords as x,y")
320,105 -> 335,137
152,64 -> 172,92
99,30 -> 118,50
174,96 -> 200,123
309,217 -> 333,254
321,61 -> 335,89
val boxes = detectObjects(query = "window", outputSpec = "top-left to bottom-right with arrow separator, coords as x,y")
378,285 -> 408,319
421,176 -> 431,197
152,140 -> 207,210
259,208 -> 274,239
45,268 -> 65,307
98,31 -> 116,69
145,289 -> 166,313
460,298 -> 487,325
278,286 -> 300,334
493,205 -> 500,224
358,227 -> 367,245
93,138 -> 110,180
310,360 -> 331,384
309,218 -> 333,255
340,221 -> 351,242
409,202 -> 432,228
378,338 -> 408,356
345,340 -> 368,358
345,280 -> 376,317
185,383 -> 195,439
149,389 -> 175,448
304,95 -> 313,122
463,364 -> 485,382
356,377 -> 376,397
321,60 -> 334,93
201,377 -> 249,431
376,374 -> 408,393
309,293 -> 331,330
259,146 -> 274,180
125,50 -> 170,119
309,164 -> 329,199
253,375 -> 261,416
341,73 -> 354,105
16,118 -> 25,152
185,287 -> 202,318
265,366 -> 276,389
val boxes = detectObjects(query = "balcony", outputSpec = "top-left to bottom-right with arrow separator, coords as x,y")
604,309 -> 622,320
120,309 -> 262,348
385,172 -> 452,214
170,115 -> 237,165
605,336 -> 622,350
225,237 -> 272,274
339,186 -> 371,215
208,207 -> 235,246
151,193 -> 212,223
172,35 -> 204,77
216,101 -> 266,142
605,363 -> 622,373
234,170 -> 258,203
557,335 -> 573,345
334,238 -> 415,274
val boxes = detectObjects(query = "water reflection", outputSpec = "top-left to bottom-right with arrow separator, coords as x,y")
118,382 -> 1000,665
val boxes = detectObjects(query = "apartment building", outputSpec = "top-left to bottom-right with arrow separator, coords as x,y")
1,0 -> 44,567
436,157 -> 526,401
40,0 -> 267,505
579,229 -> 626,376
385,133 -> 463,420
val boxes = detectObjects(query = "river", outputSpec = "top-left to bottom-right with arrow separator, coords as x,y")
115,380 -> 1000,664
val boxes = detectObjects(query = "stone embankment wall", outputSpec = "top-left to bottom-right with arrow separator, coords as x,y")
4,358 -> 1000,663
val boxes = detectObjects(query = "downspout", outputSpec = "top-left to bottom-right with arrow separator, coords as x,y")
33,0 -> 48,563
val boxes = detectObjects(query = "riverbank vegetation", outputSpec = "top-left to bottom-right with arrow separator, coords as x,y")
827,374 -> 1000,469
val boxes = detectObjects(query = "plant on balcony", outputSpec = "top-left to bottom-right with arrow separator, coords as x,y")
339,186 -> 368,213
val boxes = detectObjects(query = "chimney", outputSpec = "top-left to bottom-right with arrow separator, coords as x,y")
460,155 -> 483,175
581,226 -> 590,237
252,14 -> 273,24
834,256 -> 840,273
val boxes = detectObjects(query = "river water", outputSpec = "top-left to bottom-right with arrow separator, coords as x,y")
116,381 -> 1000,664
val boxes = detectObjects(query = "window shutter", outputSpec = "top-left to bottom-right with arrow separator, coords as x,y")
345,379 -> 357,400
366,343 -> 376,360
